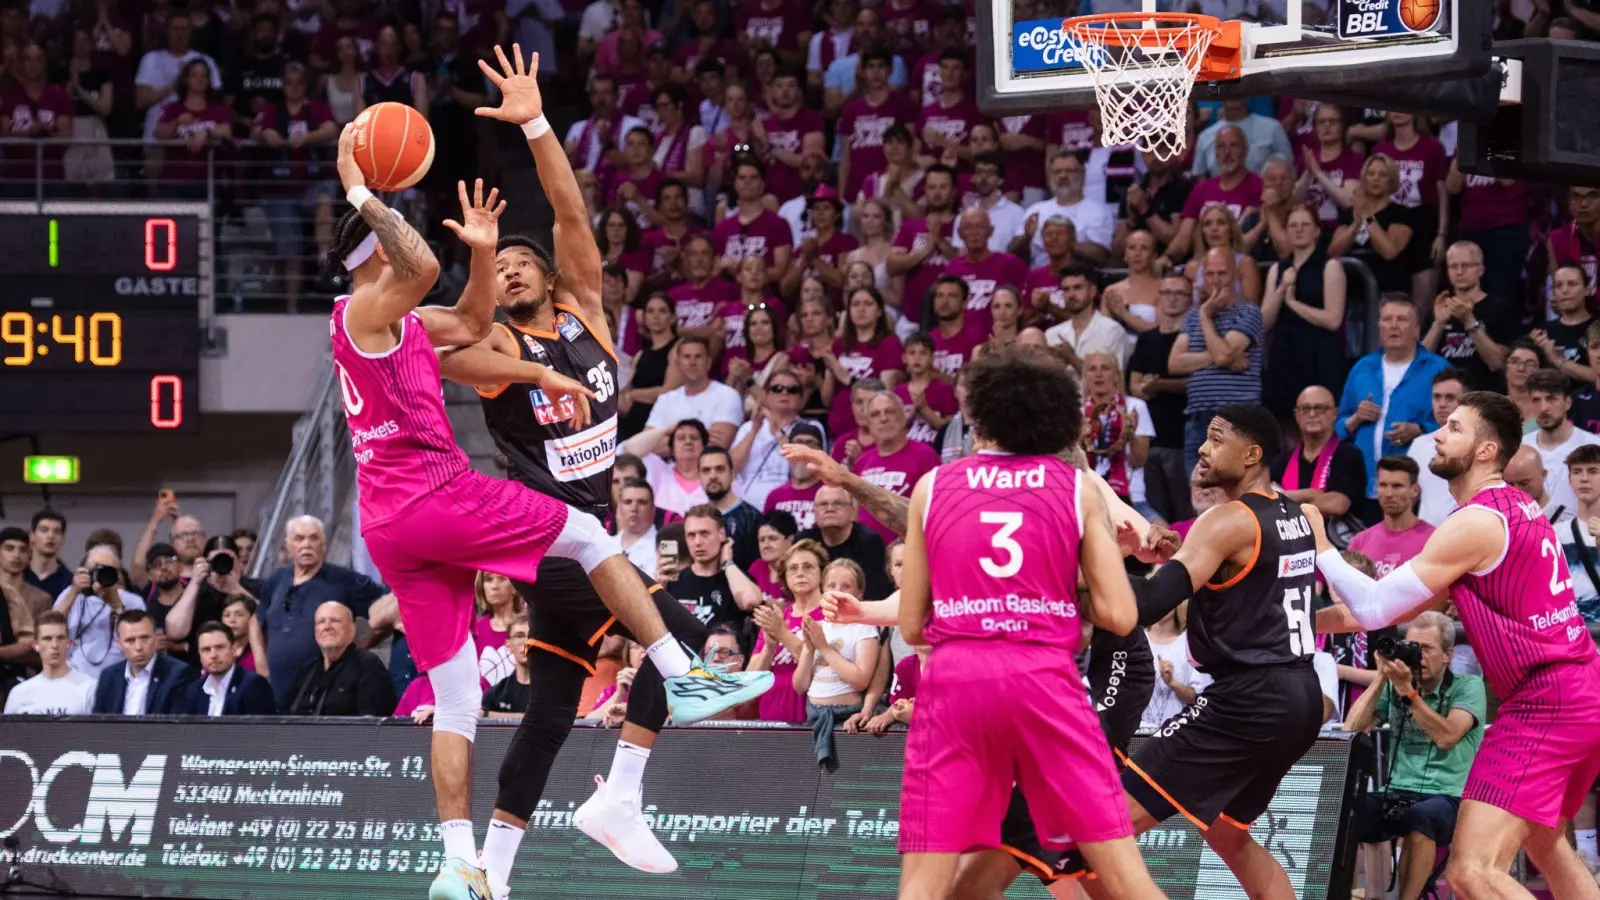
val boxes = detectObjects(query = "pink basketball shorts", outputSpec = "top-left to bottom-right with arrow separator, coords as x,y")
898,640 -> 1132,854
1464,663 -> 1600,828
363,469 -> 569,672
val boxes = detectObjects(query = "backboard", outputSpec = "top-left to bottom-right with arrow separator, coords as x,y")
975,0 -> 1494,114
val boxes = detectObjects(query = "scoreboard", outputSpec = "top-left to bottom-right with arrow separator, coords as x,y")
0,203 -> 210,433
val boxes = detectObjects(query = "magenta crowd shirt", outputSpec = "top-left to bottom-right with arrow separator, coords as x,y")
852,440 -> 940,543
945,251 -> 1027,333
894,380 -> 959,446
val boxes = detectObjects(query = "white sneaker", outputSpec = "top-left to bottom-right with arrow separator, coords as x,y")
573,776 -> 678,874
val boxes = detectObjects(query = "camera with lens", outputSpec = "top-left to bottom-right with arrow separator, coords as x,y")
88,565 -> 119,590
1373,632 -> 1424,692
209,553 -> 234,576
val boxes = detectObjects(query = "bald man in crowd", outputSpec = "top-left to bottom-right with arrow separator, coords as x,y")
280,601 -> 396,716
1506,443 -> 1575,526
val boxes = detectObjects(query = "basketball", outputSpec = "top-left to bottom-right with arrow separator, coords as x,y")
1398,0 -> 1440,31
349,102 -> 435,192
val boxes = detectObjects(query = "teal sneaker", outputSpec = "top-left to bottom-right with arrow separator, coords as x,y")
664,660 -> 773,725
429,856 -> 492,900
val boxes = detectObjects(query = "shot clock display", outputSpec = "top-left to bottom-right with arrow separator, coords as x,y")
0,205 -> 207,432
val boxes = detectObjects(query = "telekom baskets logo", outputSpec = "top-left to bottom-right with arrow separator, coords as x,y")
1012,18 -> 1110,73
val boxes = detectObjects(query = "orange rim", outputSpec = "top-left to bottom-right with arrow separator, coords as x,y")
1061,13 -> 1243,81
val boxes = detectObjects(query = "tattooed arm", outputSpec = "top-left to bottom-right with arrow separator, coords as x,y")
779,444 -> 909,538
335,123 -> 441,344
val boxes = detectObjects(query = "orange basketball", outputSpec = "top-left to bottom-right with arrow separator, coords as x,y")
350,102 -> 435,192
1398,0 -> 1440,32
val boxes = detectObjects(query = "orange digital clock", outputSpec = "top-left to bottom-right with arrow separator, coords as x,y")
2,312 -> 123,367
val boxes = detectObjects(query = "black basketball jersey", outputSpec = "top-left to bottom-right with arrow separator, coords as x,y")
1187,491 -> 1318,673
477,304 -> 619,516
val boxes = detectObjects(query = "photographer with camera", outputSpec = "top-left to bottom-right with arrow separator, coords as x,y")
1344,609 -> 1486,900
52,543 -> 146,678
161,535 -> 261,666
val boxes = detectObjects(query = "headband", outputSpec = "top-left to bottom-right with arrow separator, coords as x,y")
343,208 -> 405,272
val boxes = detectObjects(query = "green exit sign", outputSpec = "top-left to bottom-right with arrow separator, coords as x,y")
24,456 -> 80,484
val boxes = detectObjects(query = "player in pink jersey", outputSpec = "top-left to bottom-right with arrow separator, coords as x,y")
329,46 -> 771,900
895,347 -> 1162,900
1313,390 -> 1600,900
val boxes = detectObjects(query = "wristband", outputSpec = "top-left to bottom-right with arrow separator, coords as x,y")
346,185 -> 375,209
522,114 -> 551,140
1403,690 -> 1420,703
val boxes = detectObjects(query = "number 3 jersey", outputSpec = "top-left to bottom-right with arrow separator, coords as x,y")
922,452 -> 1085,652
476,304 -> 619,517
1187,491 -> 1317,673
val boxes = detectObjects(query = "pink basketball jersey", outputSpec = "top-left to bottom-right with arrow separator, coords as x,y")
1449,484 -> 1600,700
330,295 -> 469,527
922,452 -> 1084,650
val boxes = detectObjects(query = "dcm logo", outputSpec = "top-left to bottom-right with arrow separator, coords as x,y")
0,751 -> 167,845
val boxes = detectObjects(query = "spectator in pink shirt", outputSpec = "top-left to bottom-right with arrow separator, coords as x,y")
1299,104 -> 1365,232
748,510 -> 797,600
595,207 -> 648,304
154,58 -> 233,193
650,83 -> 705,206
765,423 -> 826,529
825,287 -> 906,435
916,47 -> 985,169
639,179 -> 703,291
926,275 -> 986,376
1023,217 -> 1078,329
835,47 -> 916,202
859,122 -> 924,222
748,539 -> 830,723
850,390 -> 940,542
894,333 -> 958,446
1346,456 -> 1436,576
608,127 -> 665,223
1171,125 -> 1262,264
945,208 -> 1028,332
784,184 -> 857,297
714,157 -> 796,284
736,0 -> 812,64
1,44 -> 72,185
724,256 -> 789,365
595,0 -> 662,76
472,572 -> 524,687
972,284 -> 1024,358
669,234 -> 740,357
888,163 -> 959,324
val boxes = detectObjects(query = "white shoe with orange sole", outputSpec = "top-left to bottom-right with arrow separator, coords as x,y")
573,776 -> 678,874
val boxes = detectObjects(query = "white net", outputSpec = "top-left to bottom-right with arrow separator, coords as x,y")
1063,16 -> 1219,162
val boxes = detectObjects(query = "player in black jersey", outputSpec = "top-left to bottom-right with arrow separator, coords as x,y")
434,46 -> 772,899
1060,403 -> 1324,899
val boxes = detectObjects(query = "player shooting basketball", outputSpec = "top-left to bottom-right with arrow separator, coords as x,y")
1311,391 -> 1600,900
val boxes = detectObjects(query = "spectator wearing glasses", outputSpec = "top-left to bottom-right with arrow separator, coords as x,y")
181,622 -> 275,716
0,526 -> 51,620
91,609 -> 195,715
1273,385 -> 1368,525
1018,151 -> 1116,265
24,509 -> 70,601
852,390 -> 940,543
1548,186 -> 1600,309
281,601 -> 397,716
54,543 -> 145,678
140,542 -> 189,655
4,611 -> 95,715
1421,240 -> 1515,394
764,422 -> 827,531
796,485 -> 893,600
702,624 -> 760,719
482,615 -> 531,718
750,539 -> 830,723
732,369 -> 820,510
257,515 -> 395,707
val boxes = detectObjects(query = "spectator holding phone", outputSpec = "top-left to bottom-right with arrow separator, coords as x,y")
658,505 -> 763,630
794,558 -> 879,771
54,543 -> 145,678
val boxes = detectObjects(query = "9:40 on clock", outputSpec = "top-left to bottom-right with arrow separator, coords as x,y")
0,204 -> 208,433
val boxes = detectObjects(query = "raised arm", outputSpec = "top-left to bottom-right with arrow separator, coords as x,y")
417,178 -> 508,347
438,339 -> 598,429
477,45 -> 608,340
780,443 -> 908,536
335,124 -> 442,332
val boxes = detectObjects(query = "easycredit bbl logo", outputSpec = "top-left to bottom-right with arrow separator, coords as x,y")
1337,0 -> 1443,38
1012,19 -> 1107,74
0,751 -> 166,845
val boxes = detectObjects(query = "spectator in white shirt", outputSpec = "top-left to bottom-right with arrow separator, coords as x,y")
54,543 -> 146,677
1408,367 -> 1467,526
1044,264 -> 1130,368
1016,151 -> 1115,265
643,336 -> 746,446
133,10 -> 221,139
1192,99 -> 1293,177
181,622 -> 276,716
4,610 -> 95,715
1529,368 -> 1600,513
617,478 -> 661,575
577,0 -> 622,57
622,419 -> 713,517
957,150 -> 1026,253
732,369 -> 822,510
563,74 -> 644,174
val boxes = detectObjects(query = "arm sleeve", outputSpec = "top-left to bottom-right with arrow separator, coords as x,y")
1131,559 -> 1193,627
1314,552 -> 1436,630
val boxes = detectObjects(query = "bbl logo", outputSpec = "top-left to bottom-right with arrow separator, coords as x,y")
1337,0 -> 1442,38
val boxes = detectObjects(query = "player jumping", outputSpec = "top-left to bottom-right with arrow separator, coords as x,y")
1311,390 -> 1600,900
894,347 -> 1165,900
427,44 -> 767,896
328,107 -> 769,900
1091,403 -> 1325,900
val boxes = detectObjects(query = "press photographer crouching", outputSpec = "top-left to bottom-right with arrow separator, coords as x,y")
1344,610 -> 1486,900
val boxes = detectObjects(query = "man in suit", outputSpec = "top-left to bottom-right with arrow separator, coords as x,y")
92,609 -> 195,715
181,622 -> 275,716
281,601 -> 396,716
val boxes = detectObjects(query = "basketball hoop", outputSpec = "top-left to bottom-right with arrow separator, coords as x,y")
1061,13 -> 1243,161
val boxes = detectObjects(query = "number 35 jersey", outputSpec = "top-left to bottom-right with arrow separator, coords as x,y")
1187,491 -> 1317,673
476,304 -> 619,517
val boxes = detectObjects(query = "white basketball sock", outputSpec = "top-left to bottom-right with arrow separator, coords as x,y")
441,819 -> 476,863
645,634 -> 692,678
606,740 -> 651,799
481,819 -> 525,892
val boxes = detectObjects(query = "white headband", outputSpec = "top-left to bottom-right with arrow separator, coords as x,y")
343,208 -> 405,272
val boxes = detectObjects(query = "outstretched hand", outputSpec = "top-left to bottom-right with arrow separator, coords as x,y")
537,367 -> 598,431
476,44 -> 543,125
781,442 -> 850,486
336,121 -> 364,191
441,178 -> 506,250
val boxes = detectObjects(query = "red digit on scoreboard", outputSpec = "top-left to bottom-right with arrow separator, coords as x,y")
145,218 -> 177,272
150,375 -> 183,428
